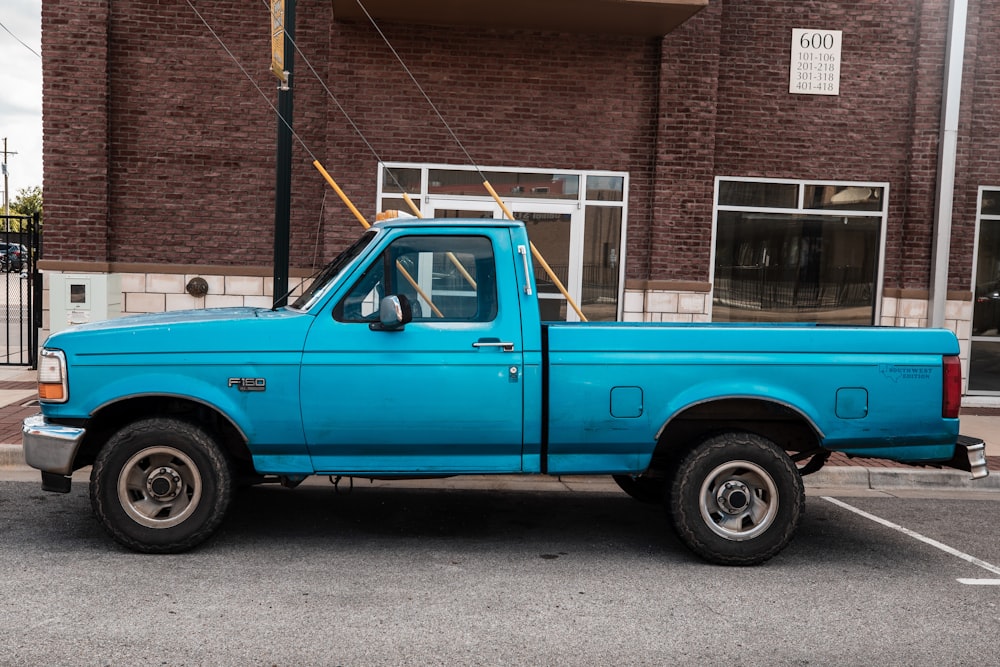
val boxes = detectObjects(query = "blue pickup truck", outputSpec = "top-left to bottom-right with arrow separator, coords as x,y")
23,219 -> 988,564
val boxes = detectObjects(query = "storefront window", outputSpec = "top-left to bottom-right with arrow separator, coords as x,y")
969,188 -> 1000,394
713,178 -> 886,325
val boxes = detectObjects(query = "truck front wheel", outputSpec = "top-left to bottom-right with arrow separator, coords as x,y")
669,432 -> 803,566
90,418 -> 233,553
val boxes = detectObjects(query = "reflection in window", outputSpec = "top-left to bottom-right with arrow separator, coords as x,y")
970,193 -> 1000,394
713,213 -> 880,324
803,185 -> 884,211
718,181 -> 798,208
969,342 -> 1000,392
428,169 -> 579,199
522,213 -> 571,294
435,209 -> 495,219
973,218 -> 1000,337
982,190 -> 1000,217
381,167 -> 421,194
582,207 -> 622,321
586,176 -> 624,202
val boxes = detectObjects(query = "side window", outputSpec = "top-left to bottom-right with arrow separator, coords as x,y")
335,235 -> 498,323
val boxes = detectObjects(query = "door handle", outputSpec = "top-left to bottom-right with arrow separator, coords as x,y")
472,340 -> 515,352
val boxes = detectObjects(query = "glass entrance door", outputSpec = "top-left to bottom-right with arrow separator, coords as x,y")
510,203 -> 581,321
428,199 -> 583,321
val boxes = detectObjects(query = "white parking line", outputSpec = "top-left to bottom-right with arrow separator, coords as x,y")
821,496 -> 1000,585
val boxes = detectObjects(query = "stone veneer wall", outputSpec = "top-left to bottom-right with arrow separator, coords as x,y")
117,272 -> 278,313
40,269 -> 304,338
622,282 -> 711,323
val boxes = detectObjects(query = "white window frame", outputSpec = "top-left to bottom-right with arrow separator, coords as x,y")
376,162 -> 629,322
710,176 -> 890,324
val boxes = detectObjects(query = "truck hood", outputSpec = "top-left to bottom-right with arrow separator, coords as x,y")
44,307 -> 314,357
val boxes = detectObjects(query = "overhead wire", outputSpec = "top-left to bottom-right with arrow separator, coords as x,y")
0,20 -> 41,59
186,0 -> 316,162
256,0 -> 415,198
187,0 -> 373,231
352,0 -> 482,177
189,0 -> 584,319
189,0 -> 442,314
353,0 -> 588,320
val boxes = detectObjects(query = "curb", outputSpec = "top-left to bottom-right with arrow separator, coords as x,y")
1,442 -> 997,491
0,443 -> 26,469
801,465 -> 1000,491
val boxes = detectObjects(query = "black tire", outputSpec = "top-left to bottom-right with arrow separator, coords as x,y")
669,432 -> 803,566
612,474 -> 668,504
90,417 -> 233,553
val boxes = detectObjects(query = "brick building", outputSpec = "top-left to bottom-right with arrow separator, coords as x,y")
39,0 -> 1000,402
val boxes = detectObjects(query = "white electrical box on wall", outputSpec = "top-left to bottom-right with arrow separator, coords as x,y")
49,273 -> 122,333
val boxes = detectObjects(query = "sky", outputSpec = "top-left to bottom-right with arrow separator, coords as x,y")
0,0 -> 43,206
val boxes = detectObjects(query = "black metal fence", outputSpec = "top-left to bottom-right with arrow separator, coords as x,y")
0,213 -> 41,367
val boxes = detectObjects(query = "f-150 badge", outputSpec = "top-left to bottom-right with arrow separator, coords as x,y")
228,377 -> 266,392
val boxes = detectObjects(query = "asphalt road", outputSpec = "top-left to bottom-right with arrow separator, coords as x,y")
2,480 -> 999,665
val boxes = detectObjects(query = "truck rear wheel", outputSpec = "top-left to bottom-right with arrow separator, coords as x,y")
669,432 -> 803,566
90,417 -> 233,553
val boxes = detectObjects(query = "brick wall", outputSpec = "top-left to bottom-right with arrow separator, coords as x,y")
648,2 -> 722,283
105,0 -> 293,267
42,0 -> 999,290
41,0 -> 112,263
42,0 -> 664,271
957,0 -> 1000,289
38,0 -> 1000,394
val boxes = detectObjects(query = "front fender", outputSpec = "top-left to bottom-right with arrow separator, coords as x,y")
43,361 -> 306,450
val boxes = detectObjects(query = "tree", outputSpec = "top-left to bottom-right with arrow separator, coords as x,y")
10,186 -> 42,219
8,186 -> 42,231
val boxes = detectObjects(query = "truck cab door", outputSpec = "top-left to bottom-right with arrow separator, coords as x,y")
300,230 -> 525,474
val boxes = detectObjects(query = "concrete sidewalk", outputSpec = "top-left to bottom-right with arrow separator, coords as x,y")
0,366 -> 997,492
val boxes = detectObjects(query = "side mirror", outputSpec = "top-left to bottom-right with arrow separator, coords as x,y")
370,294 -> 413,331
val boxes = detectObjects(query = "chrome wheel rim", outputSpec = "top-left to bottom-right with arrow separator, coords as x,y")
698,460 -> 778,541
117,446 -> 202,529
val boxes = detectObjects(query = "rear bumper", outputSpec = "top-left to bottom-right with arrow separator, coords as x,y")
22,414 -> 86,476
950,435 -> 988,479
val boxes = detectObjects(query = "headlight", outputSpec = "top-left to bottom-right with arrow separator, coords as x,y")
38,349 -> 69,403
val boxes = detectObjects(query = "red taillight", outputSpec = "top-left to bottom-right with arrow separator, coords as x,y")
942,355 -> 962,419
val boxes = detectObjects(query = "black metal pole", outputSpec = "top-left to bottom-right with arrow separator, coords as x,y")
272,0 -> 296,307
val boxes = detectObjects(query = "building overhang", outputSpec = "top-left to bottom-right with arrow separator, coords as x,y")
331,0 -> 708,37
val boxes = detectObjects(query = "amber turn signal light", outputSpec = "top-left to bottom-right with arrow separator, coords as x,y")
38,383 -> 65,401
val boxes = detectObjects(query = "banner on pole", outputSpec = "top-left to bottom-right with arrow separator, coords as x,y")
270,0 -> 287,83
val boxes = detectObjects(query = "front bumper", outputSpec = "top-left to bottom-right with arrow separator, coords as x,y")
22,414 -> 86,476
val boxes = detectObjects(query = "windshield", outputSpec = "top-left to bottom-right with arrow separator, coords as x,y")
289,230 -> 378,311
